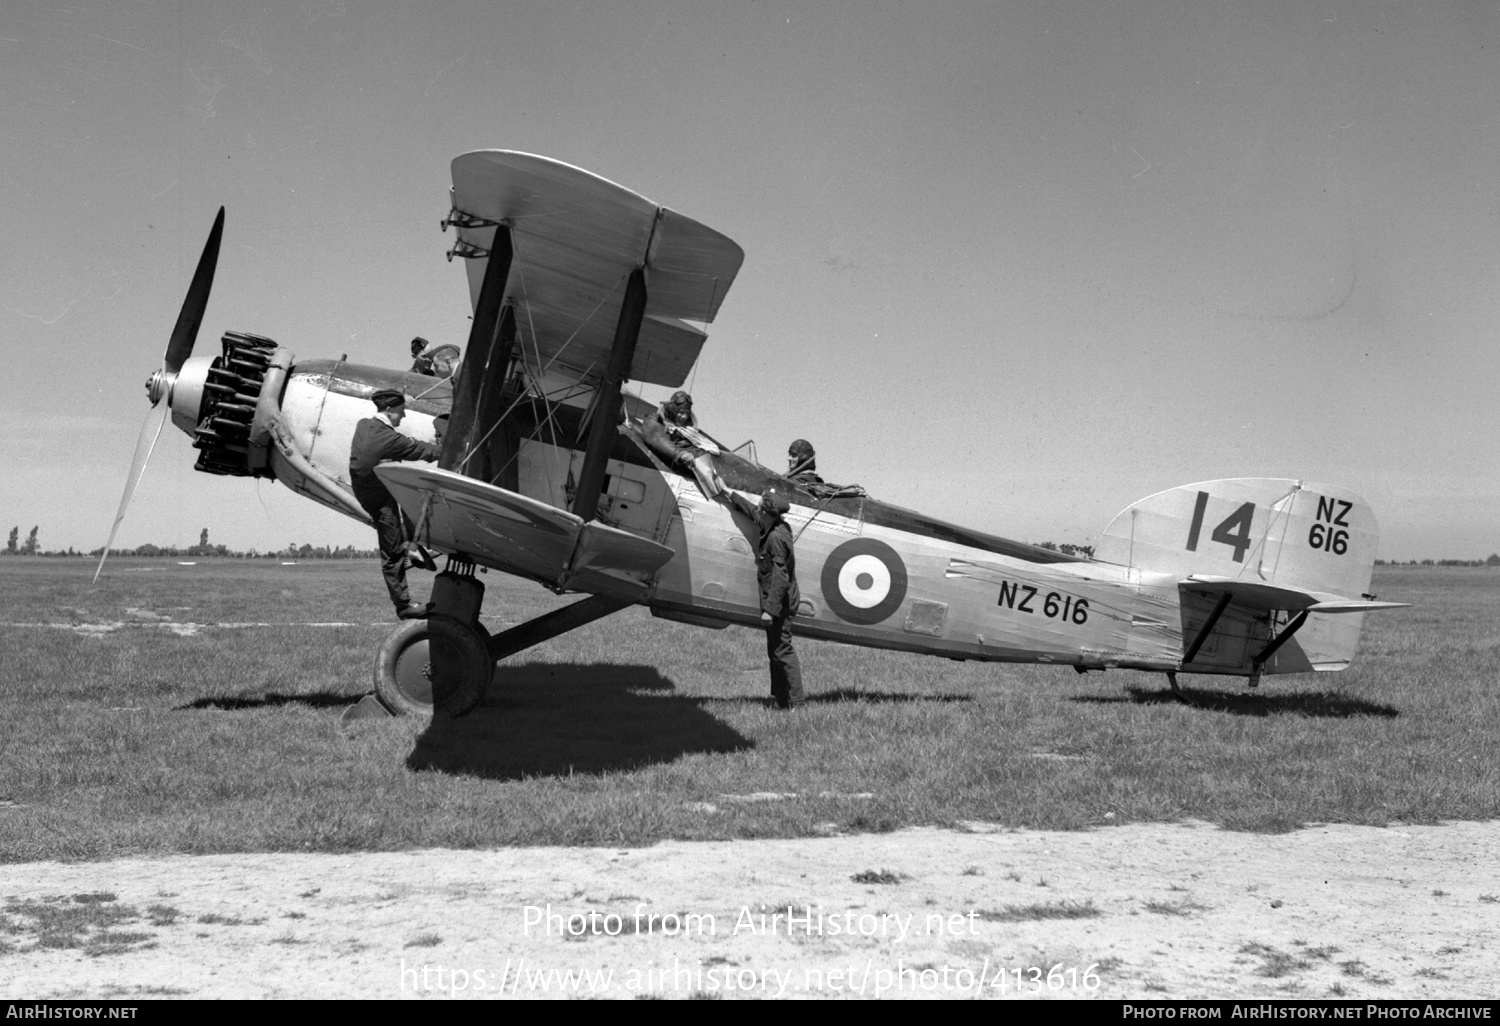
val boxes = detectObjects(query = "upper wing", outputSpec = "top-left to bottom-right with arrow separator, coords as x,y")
447,150 -> 745,389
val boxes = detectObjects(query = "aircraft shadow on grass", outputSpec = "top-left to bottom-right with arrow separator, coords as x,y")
1073,685 -> 1400,719
179,691 -> 355,711
408,663 -> 752,780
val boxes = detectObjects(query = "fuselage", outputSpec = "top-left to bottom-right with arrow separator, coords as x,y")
167,340 -> 1341,679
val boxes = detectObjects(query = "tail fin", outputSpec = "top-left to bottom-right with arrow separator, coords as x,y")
1095,478 -> 1379,596
1095,479 -> 1404,675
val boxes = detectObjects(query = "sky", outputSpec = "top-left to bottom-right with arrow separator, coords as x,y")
2,1 -> 1496,561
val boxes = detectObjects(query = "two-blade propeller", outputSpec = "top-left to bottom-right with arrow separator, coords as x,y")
93,207 -> 225,584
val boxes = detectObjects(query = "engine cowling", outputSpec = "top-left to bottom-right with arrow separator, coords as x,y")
175,330 -> 289,478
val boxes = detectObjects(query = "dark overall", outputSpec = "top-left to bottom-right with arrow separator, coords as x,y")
349,417 -> 439,613
730,495 -> 805,708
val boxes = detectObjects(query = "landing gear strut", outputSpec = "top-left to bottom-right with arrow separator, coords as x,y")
370,558 -> 630,717
374,560 -> 490,716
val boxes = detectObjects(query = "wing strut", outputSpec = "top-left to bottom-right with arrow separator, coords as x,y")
572,266 -> 647,521
1182,592 -> 1233,665
463,303 -> 519,486
442,225 -> 515,476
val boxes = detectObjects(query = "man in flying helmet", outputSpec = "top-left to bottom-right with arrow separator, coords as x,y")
786,439 -> 823,485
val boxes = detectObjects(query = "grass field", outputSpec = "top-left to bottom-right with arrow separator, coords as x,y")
1,558 -> 1495,860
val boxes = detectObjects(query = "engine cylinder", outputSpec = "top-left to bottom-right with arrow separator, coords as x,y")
191,331 -> 280,477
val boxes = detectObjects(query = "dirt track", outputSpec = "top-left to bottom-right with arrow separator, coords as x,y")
3,820 -> 1497,1000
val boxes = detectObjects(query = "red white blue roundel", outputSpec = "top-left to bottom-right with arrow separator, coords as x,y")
820,538 -> 908,625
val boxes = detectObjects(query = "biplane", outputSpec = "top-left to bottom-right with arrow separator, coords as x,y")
102,150 -> 1408,715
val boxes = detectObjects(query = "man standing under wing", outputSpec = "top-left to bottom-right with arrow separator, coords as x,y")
724,485 -> 806,709
350,388 -> 440,620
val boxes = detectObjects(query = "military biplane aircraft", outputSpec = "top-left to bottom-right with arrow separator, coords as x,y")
100,150 -> 1408,715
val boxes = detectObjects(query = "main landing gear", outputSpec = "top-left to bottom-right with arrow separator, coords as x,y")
374,559 -> 490,716
371,558 -> 630,717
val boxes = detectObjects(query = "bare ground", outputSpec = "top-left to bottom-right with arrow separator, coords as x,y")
3,820 -> 1497,1000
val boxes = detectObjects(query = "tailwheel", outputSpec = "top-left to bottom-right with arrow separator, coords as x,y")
373,615 -> 491,716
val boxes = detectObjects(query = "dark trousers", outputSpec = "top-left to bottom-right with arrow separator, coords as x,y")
765,615 -> 804,708
357,489 -> 414,613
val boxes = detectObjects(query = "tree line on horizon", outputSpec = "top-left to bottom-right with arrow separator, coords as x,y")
1375,556 -> 1500,567
2,525 -> 377,560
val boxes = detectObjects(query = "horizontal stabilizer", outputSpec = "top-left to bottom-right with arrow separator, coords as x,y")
1306,599 -> 1411,613
1184,576 -> 1410,614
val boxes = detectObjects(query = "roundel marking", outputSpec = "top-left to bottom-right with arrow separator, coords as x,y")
837,555 -> 890,609
820,538 -> 908,625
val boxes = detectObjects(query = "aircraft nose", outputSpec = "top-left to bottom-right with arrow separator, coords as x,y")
144,369 -> 168,406
168,354 -> 214,436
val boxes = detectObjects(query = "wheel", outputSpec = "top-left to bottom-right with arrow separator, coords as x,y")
373,615 -> 491,716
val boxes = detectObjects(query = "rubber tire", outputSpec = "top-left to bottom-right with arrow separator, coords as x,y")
373,615 -> 490,717
471,620 -> 496,695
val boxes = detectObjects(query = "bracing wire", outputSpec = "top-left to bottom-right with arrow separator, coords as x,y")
453,264 -> 626,480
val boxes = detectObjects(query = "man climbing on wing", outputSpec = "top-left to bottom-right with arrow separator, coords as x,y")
723,485 -> 805,710
350,389 -> 441,620
641,390 -> 725,498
